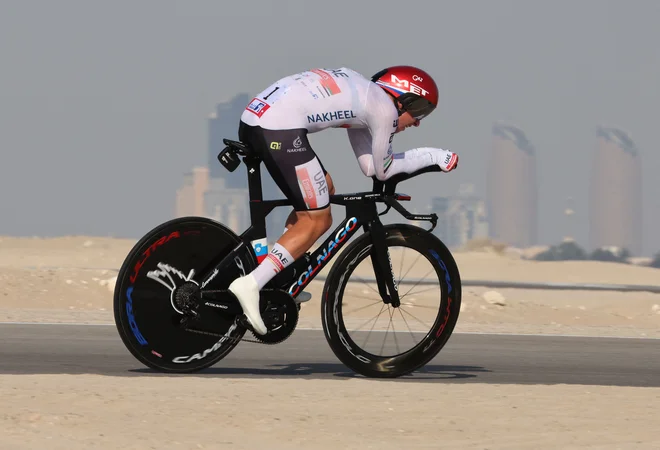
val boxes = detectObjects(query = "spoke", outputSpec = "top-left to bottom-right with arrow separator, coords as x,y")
397,247 -> 406,288
399,302 -> 440,310
401,285 -> 441,296
348,307 -> 385,334
398,250 -> 424,284
342,299 -> 386,316
379,307 -> 393,355
396,307 -> 419,346
389,307 -> 401,355
344,245 -> 443,355
361,303 -> 388,349
400,266 -> 437,298
350,274 -> 381,296
343,292 -> 380,302
399,307 -> 432,331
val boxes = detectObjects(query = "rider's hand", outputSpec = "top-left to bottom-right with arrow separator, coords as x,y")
437,150 -> 459,172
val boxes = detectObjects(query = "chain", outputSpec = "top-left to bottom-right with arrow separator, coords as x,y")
183,325 -> 270,344
183,290 -> 299,345
183,323 -> 294,345
199,289 -> 225,294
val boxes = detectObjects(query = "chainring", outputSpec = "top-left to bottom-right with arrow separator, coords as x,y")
182,288 -> 300,345
251,289 -> 299,344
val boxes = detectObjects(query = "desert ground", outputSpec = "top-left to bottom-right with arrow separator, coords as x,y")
1,235 -> 659,449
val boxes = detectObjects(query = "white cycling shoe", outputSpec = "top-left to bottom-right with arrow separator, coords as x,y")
227,275 -> 268,336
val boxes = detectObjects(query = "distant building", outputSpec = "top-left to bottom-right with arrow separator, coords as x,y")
208,93 -> 251,185
486,123 -> 538,248
175,167 -> 209,217
175,94 -> 289,240
204,177 -> 250,234
431,184 -> 489,248
589,126 -> 642,255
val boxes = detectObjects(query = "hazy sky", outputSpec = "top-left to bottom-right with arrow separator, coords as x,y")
2,0 -> 659,255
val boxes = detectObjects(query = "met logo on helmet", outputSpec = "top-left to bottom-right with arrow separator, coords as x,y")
390,74 -> 430,97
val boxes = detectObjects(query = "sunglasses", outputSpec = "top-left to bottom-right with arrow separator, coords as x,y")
396,93 -> 436,120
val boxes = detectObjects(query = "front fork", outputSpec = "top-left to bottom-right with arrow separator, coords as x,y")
367,220 -> 401,307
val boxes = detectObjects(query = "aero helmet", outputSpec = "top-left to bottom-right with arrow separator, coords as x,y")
371,65 -> 439,120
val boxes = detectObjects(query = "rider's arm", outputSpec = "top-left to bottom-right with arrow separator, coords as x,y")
346,127 -> 378,178
363,93 -> 399,181
351,86 -> 458,181
345,87 -> 398,181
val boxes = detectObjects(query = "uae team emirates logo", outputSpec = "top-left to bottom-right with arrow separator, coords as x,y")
294,159 -> 320,209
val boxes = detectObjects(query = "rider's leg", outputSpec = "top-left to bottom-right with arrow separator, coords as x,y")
228,182 -> 332,334
250,173 -> 334,286
259,206 -> 332,272
282,174 -> 335,233
229,125 -> 333,335
277,175 -> 334,304
228,205 -> 332,334
278,173 -> 335,303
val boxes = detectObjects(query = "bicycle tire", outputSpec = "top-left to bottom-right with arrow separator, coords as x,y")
114,216 -> 257,373
321,223 -> 461,378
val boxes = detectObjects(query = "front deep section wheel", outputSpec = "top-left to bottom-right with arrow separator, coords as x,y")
321,223 -> 462,378
113,216 -> 257,373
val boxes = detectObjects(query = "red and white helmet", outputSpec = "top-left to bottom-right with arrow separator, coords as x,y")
371,65 -> 439,120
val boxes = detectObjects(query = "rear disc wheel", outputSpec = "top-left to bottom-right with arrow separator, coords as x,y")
113,216 -> 257,373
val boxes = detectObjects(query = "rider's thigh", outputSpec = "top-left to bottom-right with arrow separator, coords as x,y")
250,126 -> 330,211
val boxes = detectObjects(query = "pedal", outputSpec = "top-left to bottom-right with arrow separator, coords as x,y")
294,291 -> 312,304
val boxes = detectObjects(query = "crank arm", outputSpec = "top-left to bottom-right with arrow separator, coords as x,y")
197,294 -> 243,316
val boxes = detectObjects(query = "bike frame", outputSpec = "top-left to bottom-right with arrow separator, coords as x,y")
198,139 -> 441,307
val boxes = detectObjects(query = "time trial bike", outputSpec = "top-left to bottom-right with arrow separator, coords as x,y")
113,138 -> 462,378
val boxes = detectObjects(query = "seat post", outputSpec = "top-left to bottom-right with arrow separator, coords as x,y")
245,156 -> 268,241
245,156 -> 263,203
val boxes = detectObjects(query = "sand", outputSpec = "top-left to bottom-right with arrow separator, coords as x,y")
1,235 -> 659,448
1,375 -> 659,450
2,235 -> 659,337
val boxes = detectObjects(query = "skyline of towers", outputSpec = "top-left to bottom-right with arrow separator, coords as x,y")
181,106 -> 647,254
431,183 -> 489,248
207,93 -> 250,185
177,94 -> 289,240
589,126 -> 643,255
486,123 -> 539,249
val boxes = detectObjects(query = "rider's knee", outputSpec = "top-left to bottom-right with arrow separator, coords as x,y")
316,205 -> 333,234
326,174 -> 336,196
297,206 -> 332,238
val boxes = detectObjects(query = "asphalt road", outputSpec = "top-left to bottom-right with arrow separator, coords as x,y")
0,323 -> 658,386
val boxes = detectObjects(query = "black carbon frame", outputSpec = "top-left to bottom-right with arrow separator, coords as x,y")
196,141 -> 442,306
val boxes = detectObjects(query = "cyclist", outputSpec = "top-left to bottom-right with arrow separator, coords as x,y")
229,65 -> 459,335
